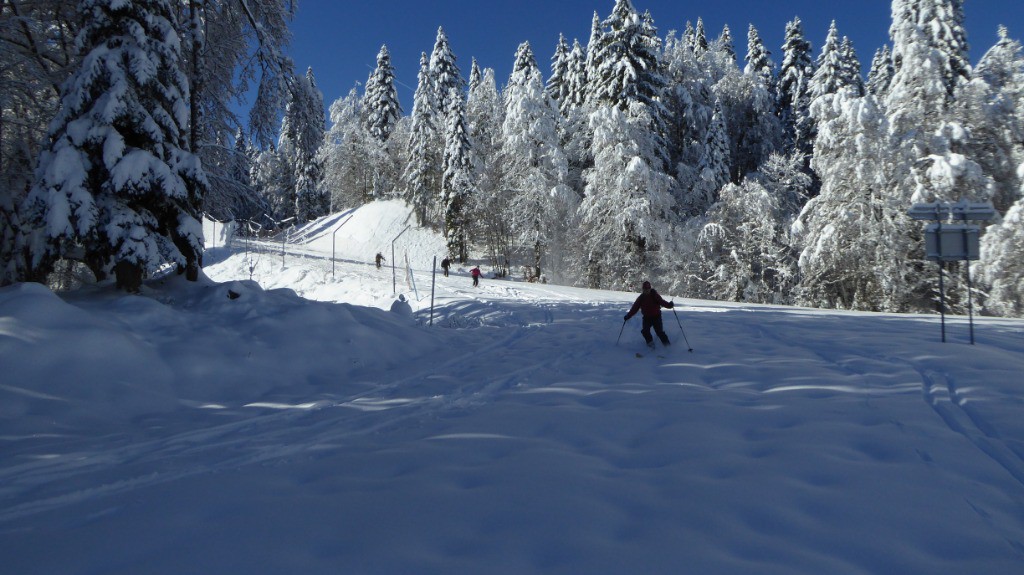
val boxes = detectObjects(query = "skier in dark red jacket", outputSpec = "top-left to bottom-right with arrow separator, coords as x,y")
624,281 -> 674,349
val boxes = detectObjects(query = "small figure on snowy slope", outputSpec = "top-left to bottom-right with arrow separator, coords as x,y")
375,252 -> 385,269
470,265 -> 481,287
623,281 -> 674,349
441,257 -> 451,277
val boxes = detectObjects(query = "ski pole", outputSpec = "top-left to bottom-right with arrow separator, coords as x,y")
672,307 -> 693,352
616,319 -> 627,345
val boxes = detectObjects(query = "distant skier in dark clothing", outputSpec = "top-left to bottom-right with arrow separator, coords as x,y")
441,257 -> 451,277
624,281 -> 674,349
471,266 -> 481,287
375,252 -> 385,269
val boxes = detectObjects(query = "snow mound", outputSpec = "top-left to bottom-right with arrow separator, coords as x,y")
290,199 -> 448,268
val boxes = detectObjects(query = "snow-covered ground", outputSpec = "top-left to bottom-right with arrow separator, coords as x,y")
2,200 -> 1024,574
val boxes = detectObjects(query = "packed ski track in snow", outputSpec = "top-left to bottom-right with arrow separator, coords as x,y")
2,201 -> 1024,574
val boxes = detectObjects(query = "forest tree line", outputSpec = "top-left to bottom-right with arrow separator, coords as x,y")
2,0 -> 1023,316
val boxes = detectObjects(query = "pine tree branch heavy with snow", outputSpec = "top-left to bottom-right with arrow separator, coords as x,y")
20,0 -> 207,292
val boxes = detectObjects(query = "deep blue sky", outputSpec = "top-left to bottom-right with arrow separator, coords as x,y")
284,0 -> 1022,112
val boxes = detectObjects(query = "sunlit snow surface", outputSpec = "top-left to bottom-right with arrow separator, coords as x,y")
2,201 -> 1023,574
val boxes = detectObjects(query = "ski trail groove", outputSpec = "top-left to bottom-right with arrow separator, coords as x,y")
918,368 -> 1024,489
0,316 -> 583,525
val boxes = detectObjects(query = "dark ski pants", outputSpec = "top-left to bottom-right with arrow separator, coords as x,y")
641,315 -> 670,346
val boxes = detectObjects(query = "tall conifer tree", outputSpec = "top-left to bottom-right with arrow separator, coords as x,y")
500,42 -> 572,280
429,27 -> 464,123
778,17 -> 815,159
867,46 -> 895,97
21,0 -> 206,291
744,24 -> 775,91
404,52 -> 442,224
291,67 -> 326,223
442,94 -> 473,262
363,45 -> 402,143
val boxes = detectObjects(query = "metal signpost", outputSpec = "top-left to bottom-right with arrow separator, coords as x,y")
391,225 -> 410,294
274,216 -> 295,266
907,200 -> 996,344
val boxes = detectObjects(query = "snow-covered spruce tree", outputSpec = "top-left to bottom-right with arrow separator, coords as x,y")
691,17 -> 709,58
546,34 -> 572,108
441,92 -> 474,263
290,67 -> 326,223
363,45 -> 402,144
576,106 -> 676,290
230,129 -> 251,188
681,21 -> 696,54
574,0 -> 677,288
589,0 -> 672,171
361,45 -> 403,200
563,39 -> 589,113
721,26 -> 784,182
687,98 -> 730,215
466,61 -> 512,274
321,88 -> 376,209
867,45 -> 895,97
979,181 -> 1024,317
838,37 -> 865,96
811,21 -> 845,100
961,26 -> 1024,214
886,0 -> 991,312
718,24 -> 736,64
466,59 -> 503,194
20,0 -> 206,292
795,90 -> 913,311
661,28 -> 709,213
403,52 -> 442,225
709,26 -> 785,185
887,0 -> 985,207
744,24 -> 775,92
887,0 -> 971,139
584,11 -> 604,104
588,0 -> 669,142
811,24 -> 865,127
499,42 -> 574,281
778,17 -> 815,160
892,0 -> 970,100
429,27 -> 464,125
249,143 -> 290,224
561,38 -> 594,197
